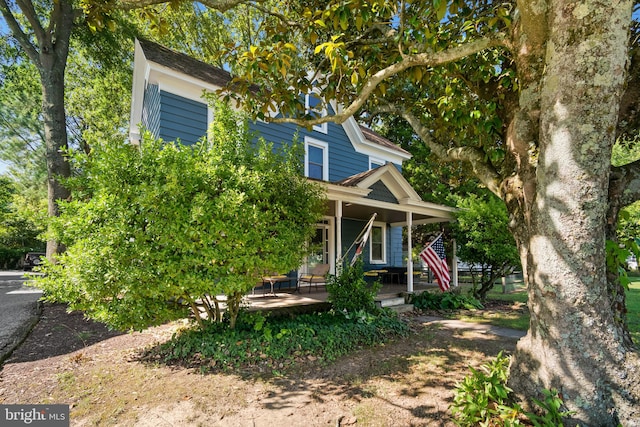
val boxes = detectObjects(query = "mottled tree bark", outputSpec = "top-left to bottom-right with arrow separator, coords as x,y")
507,2 -> 640,424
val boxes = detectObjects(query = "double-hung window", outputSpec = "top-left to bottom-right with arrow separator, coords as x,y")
305,138 -> 329,181
370,223 -> 386,264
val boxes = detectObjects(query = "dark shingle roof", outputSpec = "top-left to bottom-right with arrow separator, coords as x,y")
138,39 -> 409,156
359,126 -> 410,156
334,167 -> 381,187
138,38 -> 233,88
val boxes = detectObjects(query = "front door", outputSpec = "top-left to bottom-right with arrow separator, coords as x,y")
302,218 -> 333,273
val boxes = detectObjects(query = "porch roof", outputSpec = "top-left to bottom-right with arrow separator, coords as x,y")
323,164 -> 456,227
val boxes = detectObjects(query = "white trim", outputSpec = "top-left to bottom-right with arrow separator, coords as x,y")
339,114 -> 411,166
300,216 -> 335,275
304,137 -> 329,181
369,157 -> 385,170
369,221 -> 387,264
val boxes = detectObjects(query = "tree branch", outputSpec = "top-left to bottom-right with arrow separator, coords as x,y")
14,0 -> 46,43
0,0 -> 40,65
376,104 -> 502,196
245,1 -> 302,29
611,159 -> 640,208
115,0 -> 253,12
271,32 -> 509,126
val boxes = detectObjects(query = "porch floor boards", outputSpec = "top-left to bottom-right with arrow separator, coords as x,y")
244,280 -> 439,313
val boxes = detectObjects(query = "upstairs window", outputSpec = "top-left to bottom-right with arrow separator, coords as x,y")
305,138 -> 329,181
306,93 -> 328,134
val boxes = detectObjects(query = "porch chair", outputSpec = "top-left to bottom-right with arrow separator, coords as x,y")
297,263 -> 330,293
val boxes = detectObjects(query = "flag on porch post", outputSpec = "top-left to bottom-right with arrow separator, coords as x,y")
350,213 -> 377,266
419,234 -> 451,292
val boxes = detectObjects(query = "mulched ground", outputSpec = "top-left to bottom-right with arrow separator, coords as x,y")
0,301 -> 524,426
4,303 -> 122,364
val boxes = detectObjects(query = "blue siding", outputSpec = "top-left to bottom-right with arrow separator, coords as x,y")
388,226 -> 403,266
159,92 -> 207,145
142,84 -> 161,137
340,219 -> 402,269
249,120 -> 370,180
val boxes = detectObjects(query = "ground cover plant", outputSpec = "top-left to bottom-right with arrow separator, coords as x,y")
409,290 -> 484,311
145,310 -> 409,374
451,352 -> 574,426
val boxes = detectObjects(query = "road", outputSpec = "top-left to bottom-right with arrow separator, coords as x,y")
0,271 -> 42,364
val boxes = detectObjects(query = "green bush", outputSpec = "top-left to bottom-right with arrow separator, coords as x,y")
451,352 -> 575,426
35,101 -> 325,331
0,247 -> 25,269
451,352 -> 522,426
326,259 -> 381,313
149,310 -> 409,373
410,290 -> 484,310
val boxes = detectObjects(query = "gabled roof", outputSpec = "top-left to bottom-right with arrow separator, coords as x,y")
327,164 -> 456,226
131,39 -> 410,161
137,39 -> 233,89
359,126 -> 410,156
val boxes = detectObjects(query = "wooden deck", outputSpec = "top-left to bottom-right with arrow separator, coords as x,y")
243,280 -> 440,314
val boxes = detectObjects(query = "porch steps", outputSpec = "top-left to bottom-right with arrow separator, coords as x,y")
375,293 -> 414,314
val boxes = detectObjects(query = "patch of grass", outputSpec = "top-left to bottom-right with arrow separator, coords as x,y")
627,278 -> 640,345
146,310 -> 409,374
455,278 -> 640,341
458,309 -> 530,332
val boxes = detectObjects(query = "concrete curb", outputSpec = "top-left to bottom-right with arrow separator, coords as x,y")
0,299 -> 42,366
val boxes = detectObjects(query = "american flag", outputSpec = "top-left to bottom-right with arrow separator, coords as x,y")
419,234 -> 451,292
350,214 -> 376,266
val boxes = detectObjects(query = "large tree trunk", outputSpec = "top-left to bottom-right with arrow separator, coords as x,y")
508,2 -> 640,425
35,0 -> 74,260
42,64 -> 71,259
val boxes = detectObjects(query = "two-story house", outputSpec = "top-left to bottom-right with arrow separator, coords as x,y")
129,39 -> 456,292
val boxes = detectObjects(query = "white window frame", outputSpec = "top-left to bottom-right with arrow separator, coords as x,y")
369,222 -> 387,264
305,93 -> 328,134
304,137 -> 329,181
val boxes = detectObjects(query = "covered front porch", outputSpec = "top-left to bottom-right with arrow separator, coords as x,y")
245,279 -> 441,314
318,163 -> 457,293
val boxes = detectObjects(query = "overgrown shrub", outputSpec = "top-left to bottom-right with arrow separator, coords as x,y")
35,102 -> 325,331
409,290 -> 484,310
149,310 -> 409,373
326,259 -> 381,313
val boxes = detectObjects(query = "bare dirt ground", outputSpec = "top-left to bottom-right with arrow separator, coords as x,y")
0,303 -> 521,426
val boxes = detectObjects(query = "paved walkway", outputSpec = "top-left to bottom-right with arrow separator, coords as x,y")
415,316 -> 526,339
0,271 -> 42,364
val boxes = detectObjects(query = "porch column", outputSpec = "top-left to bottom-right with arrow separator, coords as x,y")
406,212 -> 413,293
452,238 -> 458,287
336,200 -> 342,272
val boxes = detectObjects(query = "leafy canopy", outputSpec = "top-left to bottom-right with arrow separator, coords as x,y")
36,102 -> 326,330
